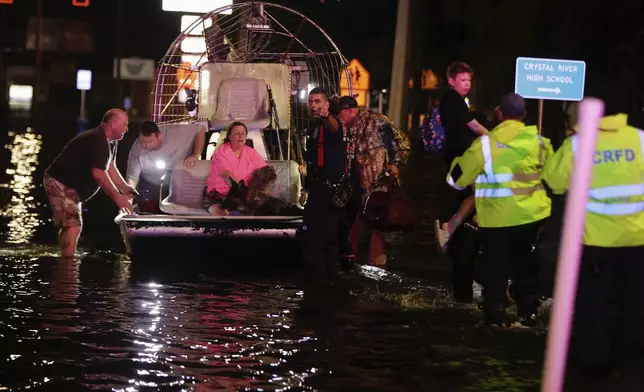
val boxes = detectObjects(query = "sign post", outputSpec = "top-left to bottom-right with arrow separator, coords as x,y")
76,69 -> 92,121
514,57 -> 586,134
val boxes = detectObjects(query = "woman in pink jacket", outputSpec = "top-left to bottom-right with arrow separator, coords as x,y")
202,122 -> 272,215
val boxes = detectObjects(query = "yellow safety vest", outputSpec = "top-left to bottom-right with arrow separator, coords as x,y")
543,114 -> 644,247
447,120 -> 553,228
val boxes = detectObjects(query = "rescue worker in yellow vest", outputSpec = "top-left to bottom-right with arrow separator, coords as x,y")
542,91 -> 644,375
446,93 -> 553,326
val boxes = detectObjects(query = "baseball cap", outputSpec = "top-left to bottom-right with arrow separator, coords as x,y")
338,96 -> 359,110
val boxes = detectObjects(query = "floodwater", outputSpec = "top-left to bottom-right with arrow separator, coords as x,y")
0,124 -> 642,391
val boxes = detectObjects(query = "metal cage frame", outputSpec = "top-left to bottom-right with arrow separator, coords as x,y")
152,1 -> 354,137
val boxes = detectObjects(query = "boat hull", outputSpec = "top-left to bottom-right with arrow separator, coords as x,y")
116,214 -> 304,263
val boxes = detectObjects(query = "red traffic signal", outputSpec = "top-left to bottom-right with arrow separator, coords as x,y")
72,0 -> 89,6
0,0 -> 14,4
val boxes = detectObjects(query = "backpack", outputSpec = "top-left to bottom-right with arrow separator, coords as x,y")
420,104 -> 445,154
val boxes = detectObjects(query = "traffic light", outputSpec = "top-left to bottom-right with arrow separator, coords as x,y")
72,0 -> 90,6
0,0 -> 14,4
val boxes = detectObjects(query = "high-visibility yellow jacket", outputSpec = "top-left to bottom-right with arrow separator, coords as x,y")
542,114 -> 644,247
447,120 -> 553,228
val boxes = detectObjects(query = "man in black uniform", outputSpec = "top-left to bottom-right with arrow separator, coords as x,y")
44,108 -> 137,257
300,88 -> 352,277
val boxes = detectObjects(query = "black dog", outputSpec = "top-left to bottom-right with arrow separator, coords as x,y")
223,166 -> 303,216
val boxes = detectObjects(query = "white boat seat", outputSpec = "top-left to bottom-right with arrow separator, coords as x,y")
210,77 -> 271,130
159,159 -> 302,216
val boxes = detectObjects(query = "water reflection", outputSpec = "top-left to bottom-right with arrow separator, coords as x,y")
45,258 -> 81,334
118,278 -> 319,391
50,257 -> 80,301
0,155 -> 582,391
1,128 -> 43,244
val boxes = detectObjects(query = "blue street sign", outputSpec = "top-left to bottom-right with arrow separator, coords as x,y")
514,57 -> 586,101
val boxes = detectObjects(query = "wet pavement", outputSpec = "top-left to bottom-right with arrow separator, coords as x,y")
1,124 -> 643,391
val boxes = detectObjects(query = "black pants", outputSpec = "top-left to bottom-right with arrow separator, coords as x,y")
301,180 -> 344,277
572,245 -> 644,371
447,187 -> 479,301
479,220 -> 545,320
338,189 -> 361,258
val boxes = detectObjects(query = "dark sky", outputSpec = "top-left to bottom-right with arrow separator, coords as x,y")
5,0 -> 640,112
0,0 -> 398,88
274,0 -> 399,87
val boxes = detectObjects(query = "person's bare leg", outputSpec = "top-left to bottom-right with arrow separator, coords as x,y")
59,226 -> 82,258
462,214 -> 480,232
369,230 -> 386,266
435,188 -> 476,254
443,195 -> 475,235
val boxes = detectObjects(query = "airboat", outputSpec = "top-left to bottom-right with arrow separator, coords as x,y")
115,2 -> 354,260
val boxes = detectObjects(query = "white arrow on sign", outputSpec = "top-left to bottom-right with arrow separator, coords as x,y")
537,87 -> 561,94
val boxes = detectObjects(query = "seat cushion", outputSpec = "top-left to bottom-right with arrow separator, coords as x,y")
159,200 -> 209,216
210,118 -> 270,130
159,159 -> 302,216
212,77 -> 270,123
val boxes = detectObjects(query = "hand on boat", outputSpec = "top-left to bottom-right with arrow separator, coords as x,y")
299,189 -> 308,206
184,154 -> 200,168
122,185 -> 139,199
113,194 -> 133,215
298,163 -> 307,176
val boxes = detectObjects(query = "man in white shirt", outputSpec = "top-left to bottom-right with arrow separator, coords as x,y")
127,121 -> 206,208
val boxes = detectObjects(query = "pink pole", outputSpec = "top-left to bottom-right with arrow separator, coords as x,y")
541,98 -> 604,392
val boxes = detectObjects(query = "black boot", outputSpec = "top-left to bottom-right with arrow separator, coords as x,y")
517,300 -> 540,327
483,303 -> 508,327
339,254 -> 357,272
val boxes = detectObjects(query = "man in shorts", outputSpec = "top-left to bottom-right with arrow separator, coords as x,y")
44,108 -> 136,257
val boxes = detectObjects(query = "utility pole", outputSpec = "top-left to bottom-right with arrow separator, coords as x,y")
31,0 -> 43,124
116,0 -> 123,107
388,0 -> 411,130
409,0 -> 426,159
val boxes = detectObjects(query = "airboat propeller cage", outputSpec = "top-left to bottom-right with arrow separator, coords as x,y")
152,1 -> 354,142
117,3 -> 358,258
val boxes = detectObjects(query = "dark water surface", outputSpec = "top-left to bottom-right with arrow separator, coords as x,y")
1,126 -> 641,391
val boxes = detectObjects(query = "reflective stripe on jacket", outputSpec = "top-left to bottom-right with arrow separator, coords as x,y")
447,120 -> 553,228
543,113 -> 644,247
